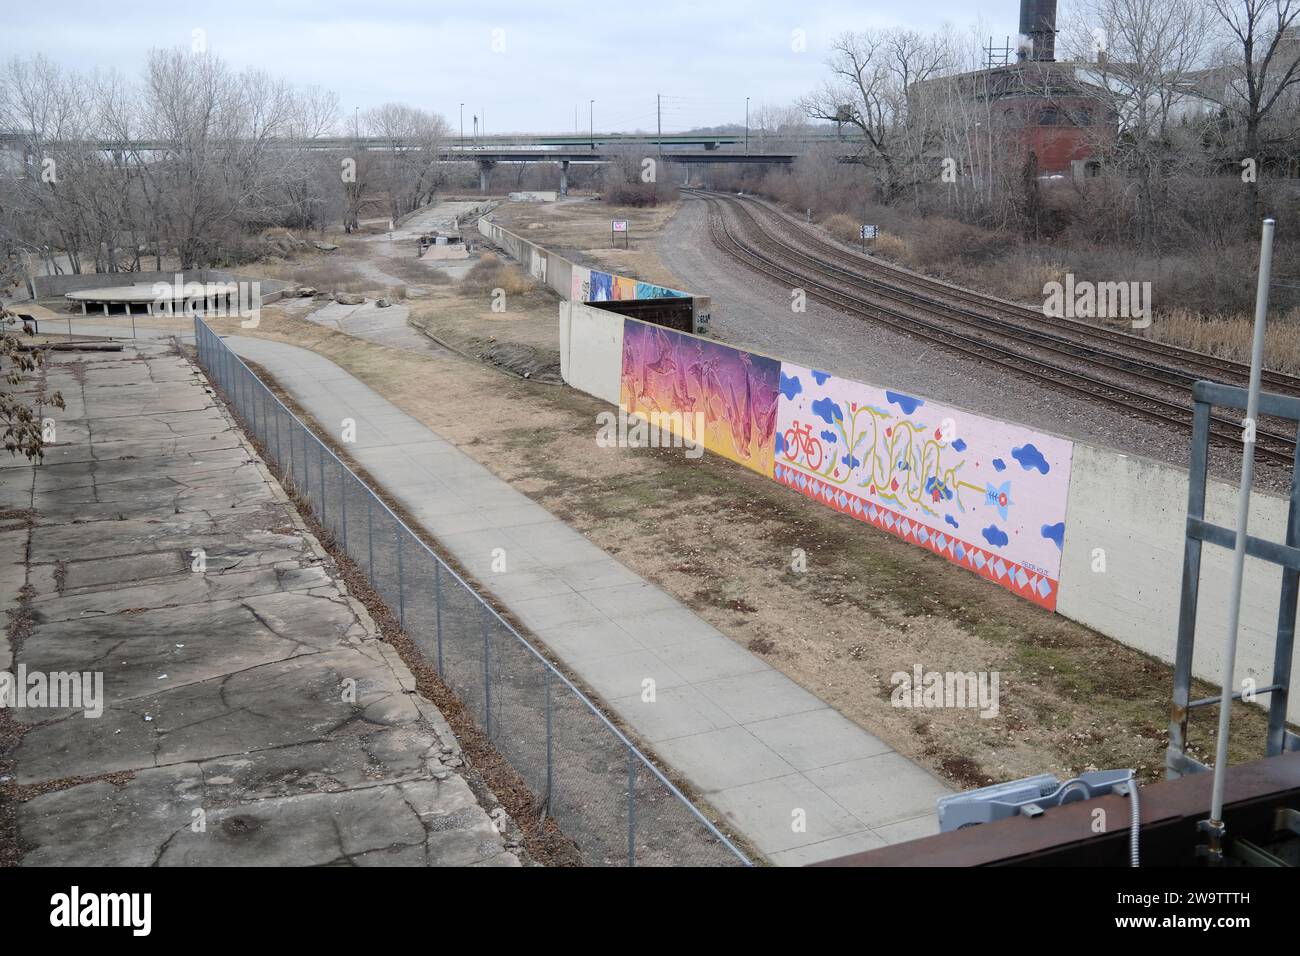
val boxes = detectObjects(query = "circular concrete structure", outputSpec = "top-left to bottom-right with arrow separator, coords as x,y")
66,281 -> 244,316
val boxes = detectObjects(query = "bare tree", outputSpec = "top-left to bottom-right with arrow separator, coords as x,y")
339,109 -> 379,233
800,29 -> 952,203
750,103 -> 808,153
366,103 -> 451,221
1062,0 -> 1214,243
1206,0 -> 1300,227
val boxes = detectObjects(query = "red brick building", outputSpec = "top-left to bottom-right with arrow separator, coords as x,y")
921,61 -> 1118,178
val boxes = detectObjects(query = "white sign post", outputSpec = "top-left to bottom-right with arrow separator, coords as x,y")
860,224 -> 878,251
612,219 -> 629,249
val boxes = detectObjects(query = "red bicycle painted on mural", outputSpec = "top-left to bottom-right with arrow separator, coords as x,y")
782,420 -> 824,470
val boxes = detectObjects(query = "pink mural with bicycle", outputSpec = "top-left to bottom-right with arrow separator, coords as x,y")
773,362 -> 1073,610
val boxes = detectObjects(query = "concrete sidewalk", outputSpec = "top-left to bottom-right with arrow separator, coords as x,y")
224,334 -> 949,865
2,341 -> 519,867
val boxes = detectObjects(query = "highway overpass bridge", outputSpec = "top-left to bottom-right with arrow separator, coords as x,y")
3,129 -> 851,193
459,150 -> 796,193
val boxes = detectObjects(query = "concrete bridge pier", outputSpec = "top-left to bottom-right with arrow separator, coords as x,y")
477,159 -> 496,194
559,160 -> 569,196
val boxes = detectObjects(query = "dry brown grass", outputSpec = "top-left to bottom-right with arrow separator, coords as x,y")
819,213 -> 860,244
253,257 -> 370,295
872,232 -> 909,261
457,252 -> 537,296
1150,307 -> 1300,374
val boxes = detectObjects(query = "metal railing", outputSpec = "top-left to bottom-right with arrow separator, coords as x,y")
193,318 -> 750,867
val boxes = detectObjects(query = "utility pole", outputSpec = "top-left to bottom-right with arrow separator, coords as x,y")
657,93 -> 663,165
459,103 -> 464,148
590,99 -> 595,151
656,94 -> 663,204
745,97 -> 750,155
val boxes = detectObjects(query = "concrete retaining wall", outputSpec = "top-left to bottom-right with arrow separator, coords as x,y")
559,301 -> 624,405
1057,443 -> 1296,722
477,215 -> 699,326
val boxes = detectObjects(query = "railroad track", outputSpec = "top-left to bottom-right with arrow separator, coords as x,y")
688,188 -> 1297,465
731,191 -> 1300,397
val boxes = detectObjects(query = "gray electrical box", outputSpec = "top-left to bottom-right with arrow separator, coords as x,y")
938,769 -> 1133,832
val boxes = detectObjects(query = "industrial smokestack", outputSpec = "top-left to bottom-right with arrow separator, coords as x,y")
1018,0 -> 1057,62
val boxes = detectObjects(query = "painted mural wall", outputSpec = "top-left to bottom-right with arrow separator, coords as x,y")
477,215 -> 689,304
773,363 -> 1074,609
619,319 -> 780,476
571,263 -> 690,304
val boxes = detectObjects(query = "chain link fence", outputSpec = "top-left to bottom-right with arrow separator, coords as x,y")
194,319 -> 750,867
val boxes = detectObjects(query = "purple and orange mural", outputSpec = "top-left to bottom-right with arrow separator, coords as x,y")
619,320 -> 780,476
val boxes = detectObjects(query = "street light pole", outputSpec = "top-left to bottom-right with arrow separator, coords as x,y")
459,103 -> 464,148
590,99 -> 595,151
745,97 -> 750,155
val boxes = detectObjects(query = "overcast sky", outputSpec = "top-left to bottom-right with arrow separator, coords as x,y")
2,0 -> 1043,133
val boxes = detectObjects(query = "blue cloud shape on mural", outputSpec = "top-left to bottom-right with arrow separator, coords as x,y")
945,515 -> 960,529
841,452 -> 861,469
812,397 -> 842,424
774,432 -> 785,455
992,458 -> 1006,472
1041,522 -> 1065,550
981,524 -> 1009,548
885,391 -> 925,415
812,370 -> 831,385
820,429 -> 837,445
1012,443 -> 1051,474
779,372 -> 802,400
952,438 -> 967,452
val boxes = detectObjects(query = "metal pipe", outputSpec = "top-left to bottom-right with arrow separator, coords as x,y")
1208,218 -> 1275,851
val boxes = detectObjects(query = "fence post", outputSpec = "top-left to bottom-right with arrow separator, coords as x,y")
482,603 -> 492,738
396,527 -> 405,628
340,462 -> 348,552
366,495 -> 375,586
319,445 -> 326,526
545,667 -> 553,815
274,402 -> 281,467
627,746 -> 636,866
435,560 -> 444,676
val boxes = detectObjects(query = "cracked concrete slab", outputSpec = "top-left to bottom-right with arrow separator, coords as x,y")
7,341 -> 519,867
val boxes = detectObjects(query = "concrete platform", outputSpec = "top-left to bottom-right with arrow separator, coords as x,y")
3,341 -> 519,867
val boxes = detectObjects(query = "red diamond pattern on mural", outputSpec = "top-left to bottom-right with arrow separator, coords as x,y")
774,464 -> 1058,611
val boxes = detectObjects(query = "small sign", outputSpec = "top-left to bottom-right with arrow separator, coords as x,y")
612,220 -> 628,233
860,224 -> 878,240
